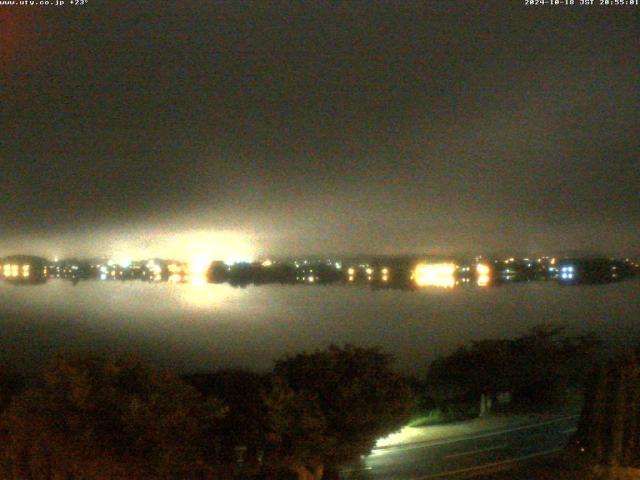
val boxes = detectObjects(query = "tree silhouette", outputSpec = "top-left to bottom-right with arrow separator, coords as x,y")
427,325 -> 600,408
264,345 -> 415,480
0,354 -> 226,479
575,352 -> 640,469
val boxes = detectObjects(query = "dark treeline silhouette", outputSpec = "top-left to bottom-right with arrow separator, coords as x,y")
0,366 -> 22,413
208,261 -> 347,287
186,369 -> 270,473
209,261 -> 298,286
208,258 -> 419,290
557,259 -> 636,285
425,325 -> 601,411
2,329 -> 637,479
0,346 -> 414,480
206,257 -> 638,290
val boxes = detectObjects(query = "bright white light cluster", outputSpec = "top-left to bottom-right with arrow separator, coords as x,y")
560,265 -> 575,280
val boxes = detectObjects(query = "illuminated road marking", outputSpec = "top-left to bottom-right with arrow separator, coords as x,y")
444,443 -> 508,460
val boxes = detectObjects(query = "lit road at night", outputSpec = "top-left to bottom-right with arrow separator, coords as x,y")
340,414 -> 579,479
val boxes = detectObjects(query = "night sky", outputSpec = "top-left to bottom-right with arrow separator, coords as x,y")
1,2 -> 638,261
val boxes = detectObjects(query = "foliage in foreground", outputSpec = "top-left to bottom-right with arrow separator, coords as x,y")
265,345 -> 415,480
0,354 -> 226,479
0,365 -> 22,413
426,324 -> 601,407
0,346 -> 415,480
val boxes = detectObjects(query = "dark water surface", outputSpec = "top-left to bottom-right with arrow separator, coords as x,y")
1,279 -> 638,375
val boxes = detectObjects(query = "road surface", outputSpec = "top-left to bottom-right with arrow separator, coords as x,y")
340,414 -> 579,479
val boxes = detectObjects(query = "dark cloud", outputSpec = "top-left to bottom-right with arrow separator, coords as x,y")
1,2 -> 638,258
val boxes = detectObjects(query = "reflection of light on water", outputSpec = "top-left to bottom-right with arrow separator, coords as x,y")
0,278 -> 249,318
1,279 -> 640,378
477,263 -> 491,287
413,263 -> 456,288
186,256 -> 212,286
177,281 -> 234,309
168,273 -> 183,283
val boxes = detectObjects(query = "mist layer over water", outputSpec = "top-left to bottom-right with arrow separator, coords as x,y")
1,279 -> 638,375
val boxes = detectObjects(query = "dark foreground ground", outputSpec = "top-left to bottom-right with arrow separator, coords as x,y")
469,456 -> 640,480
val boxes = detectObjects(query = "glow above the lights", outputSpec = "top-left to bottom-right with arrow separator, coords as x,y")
60,228 -> 257,270
190,255 -> 212,276
224,256 -> 254,266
